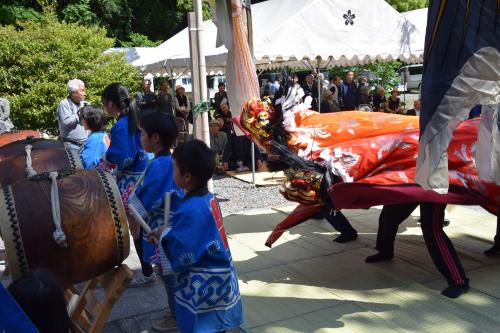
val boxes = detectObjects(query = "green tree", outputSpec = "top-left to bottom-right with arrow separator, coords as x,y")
0,16 -> 141,134
386,0 -> 428,12
176,0 -> 212,20
329,61 -> 402,92
0,4 -> 43,25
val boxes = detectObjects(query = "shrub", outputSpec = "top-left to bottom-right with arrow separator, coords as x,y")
0,16 -> 141,135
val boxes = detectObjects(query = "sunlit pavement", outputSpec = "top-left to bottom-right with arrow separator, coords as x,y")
100,204 -> 500,332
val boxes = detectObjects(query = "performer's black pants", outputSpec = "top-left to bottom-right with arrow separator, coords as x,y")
420,203 -> 468,287
134,229 -> 154,277
324,210 -> 358,236
376,203 -> 468,287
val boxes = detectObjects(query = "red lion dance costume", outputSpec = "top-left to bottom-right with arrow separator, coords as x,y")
240,92 -> 499,246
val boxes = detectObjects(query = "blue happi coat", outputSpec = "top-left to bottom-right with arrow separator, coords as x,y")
105,114 -> 150,193
159,189 -> 243,333
128,152 -> 183,262
79,131 -> 108,169
0,283 -> 39,333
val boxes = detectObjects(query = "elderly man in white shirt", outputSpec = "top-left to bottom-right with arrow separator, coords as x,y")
57,79 -> 88,149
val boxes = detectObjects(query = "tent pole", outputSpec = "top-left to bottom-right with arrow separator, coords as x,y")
317,58 -> 321,113
244,0 -> 257,186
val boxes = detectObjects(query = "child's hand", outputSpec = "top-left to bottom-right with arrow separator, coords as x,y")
146,225 -> 167,244
146,232 -> 158,244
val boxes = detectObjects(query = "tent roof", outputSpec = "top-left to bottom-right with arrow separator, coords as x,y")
110,0 -> 424,75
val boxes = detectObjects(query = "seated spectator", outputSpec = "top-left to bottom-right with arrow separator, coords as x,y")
320,91 -> 340,113
174,85 -> 191,126
8,270 -> 73,333
385,87 -> 402,113
0,97 -> 14,133
214,103 -> 234,135
223,135 -> 264,172
209,119 -> 228,173
79,105 -> 109,169
406,99 -> 421,116
372,86 -> 386,112
358,85 -> 372,110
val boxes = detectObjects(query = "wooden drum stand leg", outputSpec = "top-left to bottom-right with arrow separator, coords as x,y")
65,264 -> 133,333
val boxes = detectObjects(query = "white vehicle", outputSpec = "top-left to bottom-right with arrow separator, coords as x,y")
397,64 -> 423,91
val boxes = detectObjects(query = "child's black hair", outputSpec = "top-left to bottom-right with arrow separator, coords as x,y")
8,270 -> 73,333
173,139 -> 214,188
101,83 -> 140,134
82,105 -> 107,132
140,112 -> 178,150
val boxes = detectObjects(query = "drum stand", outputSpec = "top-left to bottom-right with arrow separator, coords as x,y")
65,264 -> 133,333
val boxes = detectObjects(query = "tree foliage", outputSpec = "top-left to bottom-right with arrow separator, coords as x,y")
0,16 -> 141,134
386,0 -> 429,12
329,61 -> 402,92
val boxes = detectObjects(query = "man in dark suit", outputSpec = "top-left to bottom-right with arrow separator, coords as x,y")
302,74 -> 318,111
212,82 -> 229,114
406,99 -> 421,116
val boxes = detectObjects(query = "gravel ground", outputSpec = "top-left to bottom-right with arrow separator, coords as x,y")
212,173 -> 291,216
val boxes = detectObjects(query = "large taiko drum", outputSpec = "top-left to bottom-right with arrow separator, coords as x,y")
0,169 -> 130,287
0,137 -> 63,161
0,138 -> 82,187
0,130 -> 41,148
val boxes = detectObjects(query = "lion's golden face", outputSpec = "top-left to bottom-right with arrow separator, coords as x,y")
240,97 -> 276,150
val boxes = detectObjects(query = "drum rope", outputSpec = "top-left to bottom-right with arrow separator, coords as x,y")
25,144 -> 37,177
49,171 -> 67,247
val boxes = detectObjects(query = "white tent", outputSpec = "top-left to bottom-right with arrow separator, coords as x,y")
402,8 -> 428,60
111,0 -> 424,75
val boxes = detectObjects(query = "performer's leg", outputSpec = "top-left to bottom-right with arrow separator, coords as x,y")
366,203 -> 418,263
484,208 -> 500,255
324,210 -> 358,243
133,229 -> 154,278
420,203 -> 469,298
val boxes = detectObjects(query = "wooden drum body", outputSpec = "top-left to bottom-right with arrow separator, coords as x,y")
0,130 -> 41,148
0,138 -> 82,187
0,170 -> 130,287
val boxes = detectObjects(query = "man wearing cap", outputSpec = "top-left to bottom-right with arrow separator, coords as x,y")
209,118 -> 227,173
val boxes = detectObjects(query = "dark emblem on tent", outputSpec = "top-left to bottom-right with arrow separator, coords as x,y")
343,10 -> 355,25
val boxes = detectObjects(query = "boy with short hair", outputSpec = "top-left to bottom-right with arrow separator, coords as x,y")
152,140 -> 243,333
127,112 -> 184,330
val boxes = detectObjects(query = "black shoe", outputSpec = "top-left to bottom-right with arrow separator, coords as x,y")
441,284 -> 469,298
333,233 -> 358,243
365,252 -> 394,263
484,243 -> 500,255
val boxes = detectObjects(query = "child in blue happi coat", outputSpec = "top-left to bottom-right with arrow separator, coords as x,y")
101,83 -> 150,194
150,140 -> 243,333
127,113 -> 184,328
79,105 -> 109,169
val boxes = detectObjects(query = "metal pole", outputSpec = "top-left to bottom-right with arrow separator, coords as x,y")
317,58 -> 322,113
244,0 -> 257,186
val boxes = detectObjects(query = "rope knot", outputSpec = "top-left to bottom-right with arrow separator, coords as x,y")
49,171 -> 67,247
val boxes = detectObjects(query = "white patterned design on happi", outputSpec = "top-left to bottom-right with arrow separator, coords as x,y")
175,266 -> 241,314
178,252 -> 196,266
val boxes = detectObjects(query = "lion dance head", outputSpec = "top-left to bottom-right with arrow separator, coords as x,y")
240,97 -> 276,150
